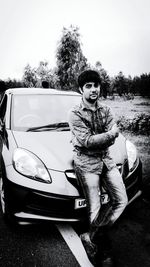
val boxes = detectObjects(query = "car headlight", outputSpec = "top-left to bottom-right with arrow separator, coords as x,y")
13,148 -> 52,183
126,140 -> 137,171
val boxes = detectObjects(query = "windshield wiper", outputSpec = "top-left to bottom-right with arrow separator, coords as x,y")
27,122 -> 70,132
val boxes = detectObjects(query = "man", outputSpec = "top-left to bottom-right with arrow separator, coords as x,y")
68,70 -> 128,266
41,80 -> 49,88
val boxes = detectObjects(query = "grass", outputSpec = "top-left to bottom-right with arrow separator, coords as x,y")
103,96 -> 150,184
102,95 -> 150,120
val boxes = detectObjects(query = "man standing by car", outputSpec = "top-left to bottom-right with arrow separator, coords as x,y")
68,70 -> 128,266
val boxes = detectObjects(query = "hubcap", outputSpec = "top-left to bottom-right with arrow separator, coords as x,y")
0,179 -> 5,214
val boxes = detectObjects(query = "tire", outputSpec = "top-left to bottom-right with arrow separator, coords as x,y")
0,165 -> 15,225
0,177 -> 11,222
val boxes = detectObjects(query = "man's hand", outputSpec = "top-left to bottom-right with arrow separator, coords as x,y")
110,124 -> 119,138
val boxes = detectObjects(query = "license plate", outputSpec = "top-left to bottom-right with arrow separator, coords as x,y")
75,198 -> 86,209
75,194 -> 109,209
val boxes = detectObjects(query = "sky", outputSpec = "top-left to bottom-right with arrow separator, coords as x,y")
0,0 -> 150,80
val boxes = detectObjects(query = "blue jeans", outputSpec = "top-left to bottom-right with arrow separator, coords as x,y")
74,164 -> 128,242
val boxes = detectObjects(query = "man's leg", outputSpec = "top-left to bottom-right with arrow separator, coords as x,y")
102,167 -> 128,224
91,167 -> 128,230
75,169 -> 101,264
87,167 -> 127,266
89,167 -> 128,266
78,172 -> 101,223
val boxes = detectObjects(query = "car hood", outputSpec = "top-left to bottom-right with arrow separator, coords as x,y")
13,131 -> 74,171
13,131 -> 127,172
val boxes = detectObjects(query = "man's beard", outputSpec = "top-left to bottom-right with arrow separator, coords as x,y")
86,95 -> 98,104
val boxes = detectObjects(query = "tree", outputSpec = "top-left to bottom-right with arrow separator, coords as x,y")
131,73 -> 150,97
5,79 -> 24,89
22,64 -> 37,87
113,71 -> 128,96
132,76 -> 141,95
94,61 -> 110,98
56,25 -> 88,91
36,61 -> 59,88
139,73 -> 150,97
36,61 -> 49,81
0,80 -> 6,100
22,62 -> 59,89
126,75 -> 133,93
0,80 -> 6,94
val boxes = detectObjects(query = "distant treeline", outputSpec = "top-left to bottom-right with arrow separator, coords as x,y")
1,71 -> 149,98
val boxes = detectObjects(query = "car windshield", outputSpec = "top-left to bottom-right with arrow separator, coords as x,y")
11,93 -> 81,131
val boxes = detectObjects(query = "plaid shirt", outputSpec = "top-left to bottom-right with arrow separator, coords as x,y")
68,99 -> 117,173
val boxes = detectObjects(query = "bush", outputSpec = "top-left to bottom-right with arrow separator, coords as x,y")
135,102 -> 150,106
117,116 -> 131,132
117,113 -> 150,135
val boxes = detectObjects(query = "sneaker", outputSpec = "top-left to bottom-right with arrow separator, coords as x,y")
100,256 -> 114,267
80,232 -> 97,265
95,253 -> 114,267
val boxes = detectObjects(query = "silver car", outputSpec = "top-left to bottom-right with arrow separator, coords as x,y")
0,88 -> 142,224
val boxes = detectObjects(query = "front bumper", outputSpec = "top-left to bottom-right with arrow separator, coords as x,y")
5,159 -> 142,223
5,180 -> 87,223
124,159 -> 142,200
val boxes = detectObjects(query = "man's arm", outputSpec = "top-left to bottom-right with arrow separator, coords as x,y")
68,109 -> 118,149
87,125 -> 118,149
88,106 -> 119,149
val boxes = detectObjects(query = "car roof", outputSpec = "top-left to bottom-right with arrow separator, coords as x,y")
5,88 -> 80,96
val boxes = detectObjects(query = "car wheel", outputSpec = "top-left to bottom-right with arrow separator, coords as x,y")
0,174 -> 14,224
0,177 -> 10,221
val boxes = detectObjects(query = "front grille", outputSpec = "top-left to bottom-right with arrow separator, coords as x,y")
25,191 -> 87,220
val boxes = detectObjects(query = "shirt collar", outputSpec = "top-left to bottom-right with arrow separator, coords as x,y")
80,98 -> 103,111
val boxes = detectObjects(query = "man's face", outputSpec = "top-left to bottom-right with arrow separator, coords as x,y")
82,82 -> 100,103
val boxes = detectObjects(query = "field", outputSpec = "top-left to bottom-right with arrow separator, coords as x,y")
103,95 -> 150,120
103,96 -> 150,184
